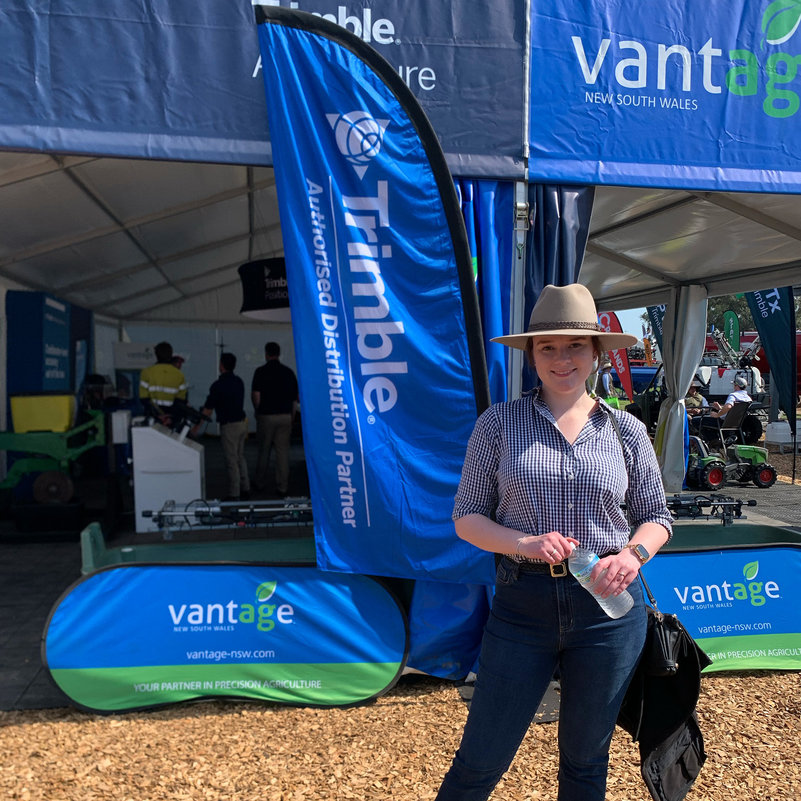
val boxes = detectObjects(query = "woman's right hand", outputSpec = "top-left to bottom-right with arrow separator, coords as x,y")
515,532 -> 579,564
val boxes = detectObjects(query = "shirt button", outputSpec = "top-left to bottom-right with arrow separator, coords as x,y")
568,503 -> 574,510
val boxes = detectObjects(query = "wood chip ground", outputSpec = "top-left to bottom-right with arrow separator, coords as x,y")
1,671 -> 799,800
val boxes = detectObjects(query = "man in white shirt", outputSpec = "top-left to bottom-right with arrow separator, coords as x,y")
709,375 -> 752,419
697,375 -> 752,438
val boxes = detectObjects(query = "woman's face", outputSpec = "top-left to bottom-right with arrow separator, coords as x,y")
529,335 -> 597,394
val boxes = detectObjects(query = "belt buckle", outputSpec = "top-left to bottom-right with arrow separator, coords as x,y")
550,561 -> 568,578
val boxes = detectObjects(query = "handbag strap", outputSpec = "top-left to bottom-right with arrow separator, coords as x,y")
600,403 -> 662,613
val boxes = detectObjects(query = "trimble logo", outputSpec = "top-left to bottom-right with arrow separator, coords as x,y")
327,111 -> 389,179
256,2 -> 398,45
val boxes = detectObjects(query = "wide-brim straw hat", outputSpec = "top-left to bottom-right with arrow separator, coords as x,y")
491,283 -> 638,351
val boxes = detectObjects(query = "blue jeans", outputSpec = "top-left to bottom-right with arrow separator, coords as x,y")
436,557 -> 646,801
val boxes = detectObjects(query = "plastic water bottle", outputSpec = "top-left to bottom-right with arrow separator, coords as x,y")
568,546 -> 634,619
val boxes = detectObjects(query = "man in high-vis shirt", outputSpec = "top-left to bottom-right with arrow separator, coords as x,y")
139,341 -> 187,424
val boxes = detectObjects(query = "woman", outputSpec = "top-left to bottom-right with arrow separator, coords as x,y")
435,284 -> 672,801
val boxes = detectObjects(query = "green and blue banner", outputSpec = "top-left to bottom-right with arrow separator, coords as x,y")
255,7 -> 493,584
530,1 -> 801,191
642,547 -> 801,672
43,565 -> 408,712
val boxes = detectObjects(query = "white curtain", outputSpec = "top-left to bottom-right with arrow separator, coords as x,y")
654,285 -> 708,491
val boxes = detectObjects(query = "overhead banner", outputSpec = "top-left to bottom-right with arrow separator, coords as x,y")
255,7 -> 494,584
530,1 -> 801,191
0,0 -> 525,177
43,565 -> 408,712
643,547 -> 801,672
746,286 -> 798,428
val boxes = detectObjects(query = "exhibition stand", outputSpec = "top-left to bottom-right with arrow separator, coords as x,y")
644,502 -> 801,672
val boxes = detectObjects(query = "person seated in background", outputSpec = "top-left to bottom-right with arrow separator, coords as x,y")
684,380 -> 708,417
708,375 -> 752,419
696,375 -> 752,437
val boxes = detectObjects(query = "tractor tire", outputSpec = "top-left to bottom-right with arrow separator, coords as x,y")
32,471 -> 74,504
700,461 -> 727,491
741,414 -> 763,445
753,464 -> 777,488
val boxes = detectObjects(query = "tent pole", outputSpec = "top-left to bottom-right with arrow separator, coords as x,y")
509,181 -> 529,400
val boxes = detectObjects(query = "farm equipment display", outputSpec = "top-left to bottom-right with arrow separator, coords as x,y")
685,434 -> 777,491
0,409 -> 106,504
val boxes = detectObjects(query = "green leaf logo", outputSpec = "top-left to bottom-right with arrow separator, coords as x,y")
256,581 -> 277,602
761,0 -> 801,47
743,561 -> 759,581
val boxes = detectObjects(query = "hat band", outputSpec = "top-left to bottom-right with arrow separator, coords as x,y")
527,320 -> 603,333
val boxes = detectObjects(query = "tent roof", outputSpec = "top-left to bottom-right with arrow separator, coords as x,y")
584,186 -> 801,312
1,152 -> 799,322
0,153 -> 282,324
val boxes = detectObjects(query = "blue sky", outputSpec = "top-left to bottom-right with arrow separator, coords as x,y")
612,307 -> 648,340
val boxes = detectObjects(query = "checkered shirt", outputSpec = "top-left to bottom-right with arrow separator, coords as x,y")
453,393 -> 672,555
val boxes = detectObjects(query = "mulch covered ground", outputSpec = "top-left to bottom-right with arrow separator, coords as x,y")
1,670 -> 799,800
770,449 -> 799,485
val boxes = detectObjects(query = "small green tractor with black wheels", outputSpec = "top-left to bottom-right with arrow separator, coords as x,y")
686,435 -> 777,491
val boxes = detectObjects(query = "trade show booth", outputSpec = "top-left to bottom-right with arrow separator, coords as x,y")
1,1 -> 800,710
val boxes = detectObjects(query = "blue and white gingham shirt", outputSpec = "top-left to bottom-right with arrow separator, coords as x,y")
453,393 -> 672,554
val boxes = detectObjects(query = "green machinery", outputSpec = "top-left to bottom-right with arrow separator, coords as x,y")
0,410 -> 106,505
686,434 -> 777,491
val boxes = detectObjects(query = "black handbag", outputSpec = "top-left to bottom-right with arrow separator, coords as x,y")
639,573 -> 705,678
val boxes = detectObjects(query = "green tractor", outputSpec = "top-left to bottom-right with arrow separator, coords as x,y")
686,434 -> 777,491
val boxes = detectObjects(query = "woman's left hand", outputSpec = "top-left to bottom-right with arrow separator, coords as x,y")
591,550 -> 642,599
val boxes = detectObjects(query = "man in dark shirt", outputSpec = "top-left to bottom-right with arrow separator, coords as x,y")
251,342 -> 298,497
197,352 -> 250,500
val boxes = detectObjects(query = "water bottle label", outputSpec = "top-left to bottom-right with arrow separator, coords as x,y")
573,553 -> 599,584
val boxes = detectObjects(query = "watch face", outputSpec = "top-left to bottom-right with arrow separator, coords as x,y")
629,543 -> 649,563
